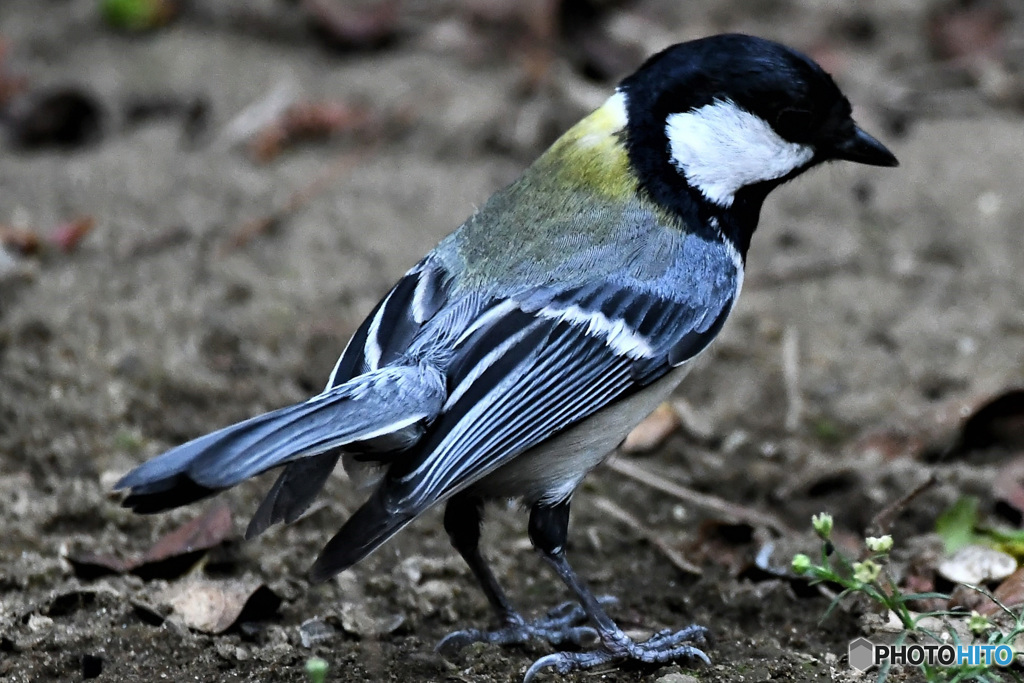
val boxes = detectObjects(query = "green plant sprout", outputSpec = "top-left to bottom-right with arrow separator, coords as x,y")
792,513 -> 933,631
305,657 -> 328,683
792,513 -> 1024,683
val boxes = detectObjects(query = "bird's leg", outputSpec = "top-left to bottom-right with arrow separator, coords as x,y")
444,494 -> 516,618
436,494 -> 601,654
522,500 -> 710,683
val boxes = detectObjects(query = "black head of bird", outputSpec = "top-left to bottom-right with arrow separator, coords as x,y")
621,33 -> 897,254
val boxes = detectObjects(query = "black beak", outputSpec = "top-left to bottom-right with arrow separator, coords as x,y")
831,126 -> 898,167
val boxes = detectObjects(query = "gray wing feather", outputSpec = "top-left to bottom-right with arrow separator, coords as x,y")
391,278 -> 734,509
117,363 -> 446,511
307,279 -> 735,578
250,257 -> 455,530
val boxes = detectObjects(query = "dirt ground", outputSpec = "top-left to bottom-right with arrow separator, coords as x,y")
2,0 -> 1024,681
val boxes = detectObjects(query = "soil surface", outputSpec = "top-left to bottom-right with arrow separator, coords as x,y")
2,1 -> 1023,682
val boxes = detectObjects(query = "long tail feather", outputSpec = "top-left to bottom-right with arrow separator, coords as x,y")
308,487 -> 423,582
245,451 -> 341,539
116,363 -> 445,513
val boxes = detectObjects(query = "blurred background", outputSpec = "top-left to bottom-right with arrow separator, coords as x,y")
1,0 -> 1023,681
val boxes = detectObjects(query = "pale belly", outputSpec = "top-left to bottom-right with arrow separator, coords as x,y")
471,364 -> 692,506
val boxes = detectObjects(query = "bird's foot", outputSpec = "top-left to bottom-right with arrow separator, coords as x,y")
436,597 -> 617,655
522,624 -> 710,683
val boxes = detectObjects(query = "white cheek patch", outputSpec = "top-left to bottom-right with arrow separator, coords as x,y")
666,98 -> 815,207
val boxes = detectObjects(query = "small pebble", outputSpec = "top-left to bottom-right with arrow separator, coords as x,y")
299,617 -> 336,648
655,673 -> 699,683
938,544 -> 1016,585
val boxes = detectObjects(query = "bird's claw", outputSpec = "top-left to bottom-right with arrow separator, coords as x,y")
522,624 -> 710,683
436,597 -> 617,656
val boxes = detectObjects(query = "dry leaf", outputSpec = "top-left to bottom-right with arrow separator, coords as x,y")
65,552 -> 135,578
0,224 -> 41,255
0,216 -> 94,256
978,566 -> 1024,616
249,101 -> 373,162
48,216 -> 94,252
142,501 -> 233,564
621,402 -> 680,454
160,578 -> 279,633
68,502 -> 234,580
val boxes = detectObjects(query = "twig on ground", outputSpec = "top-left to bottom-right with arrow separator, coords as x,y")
605,457 -> 795,536
221,145 -> 375,252
592,497 -> 702,576
867,474 -> 938,539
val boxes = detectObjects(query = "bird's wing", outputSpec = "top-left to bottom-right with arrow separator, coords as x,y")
393,279 -> 735,505
248,255 -> 456,535
309,275 -> 736,578
325,255 -> 453,388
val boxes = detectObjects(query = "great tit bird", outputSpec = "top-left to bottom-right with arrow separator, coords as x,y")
116,33 -> 897,680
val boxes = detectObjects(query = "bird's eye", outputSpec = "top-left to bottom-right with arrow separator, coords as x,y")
774,108 -> 816,142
